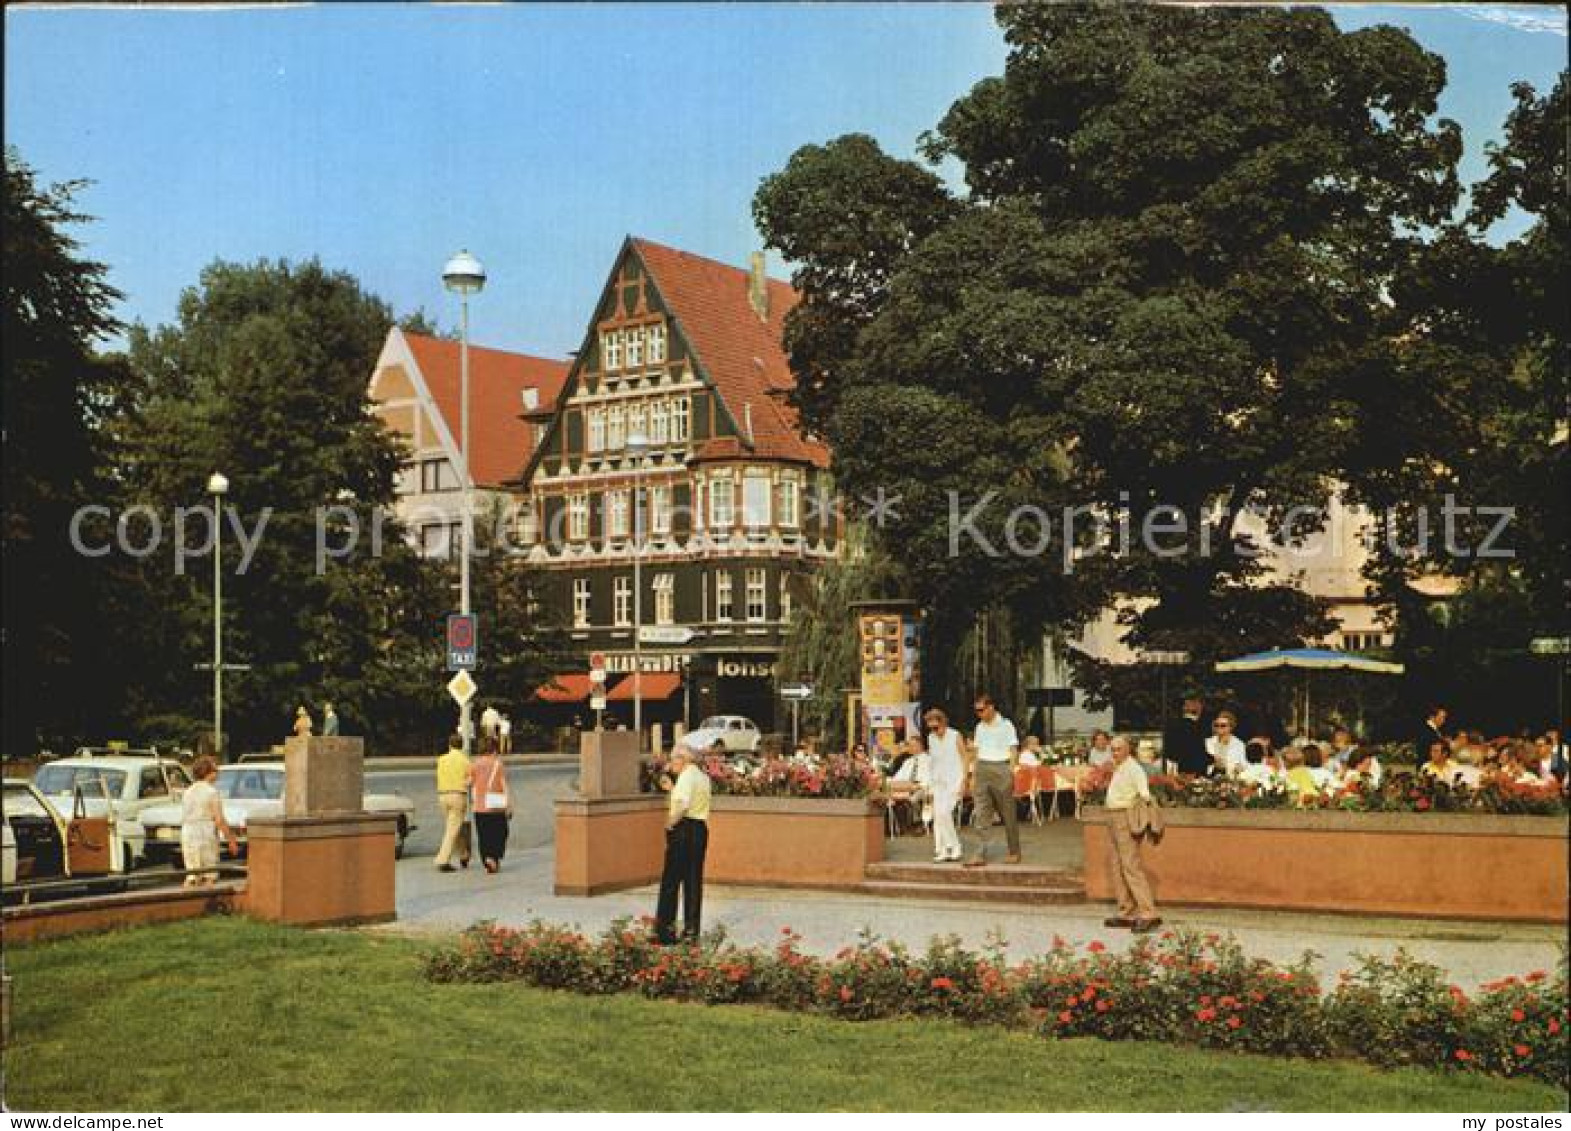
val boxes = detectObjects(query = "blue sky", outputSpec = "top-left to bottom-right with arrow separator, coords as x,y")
5,3 -> 1566,360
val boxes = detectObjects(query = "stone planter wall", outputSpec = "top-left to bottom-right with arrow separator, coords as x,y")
554,794 -> 884,897
1083,805 -> 1569,922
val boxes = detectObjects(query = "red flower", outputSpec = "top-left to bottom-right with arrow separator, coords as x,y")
839,986 -> 853,1002
1095,999 -> 1111,1013
1082,985 -> 1098,1000
1511,1009 -> 1526,1022
1088,940 -> 1107,954
931,977 -> 956,991
1548,1019 -> 1561,1035
1415,798 -> 1431,811
1058,1010 -> 1073,1024
1514,1044 -> 1531,1057
1454,1049 -> 1473,1062
1226,1015 -> 1242,1030
1196,1007 -> 1217,1023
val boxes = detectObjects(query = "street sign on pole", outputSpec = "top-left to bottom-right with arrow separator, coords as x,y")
780,683 -> 814,701
446,613 -> 478,671
1530,637 -> 1571,656
639,625 -> 696,646
447,669 -> 477,707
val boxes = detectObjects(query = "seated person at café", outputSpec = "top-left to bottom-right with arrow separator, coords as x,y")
1419,739 -> 1461,784
1306,744 -> 1339,791
1328,726 -> 1359,767
1019,736 -> 1044,767
1206,712 -> 1249,777
1282,745 -> 1322,803
1086,730 -> 1113,767
1240,742 -> 1286,790
1346,747 -> 1384,788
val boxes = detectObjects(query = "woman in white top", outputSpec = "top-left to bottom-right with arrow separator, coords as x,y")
924,708 -> 966,863
181,755 -> 238,888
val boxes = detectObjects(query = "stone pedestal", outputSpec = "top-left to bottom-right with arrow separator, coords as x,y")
283,736 -> 364,815
579,729 -> 641,798
244,813 -> 397,927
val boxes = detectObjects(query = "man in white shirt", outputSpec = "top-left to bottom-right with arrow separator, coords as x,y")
1103,735 -> 1161,932
654,743 -> 711,944
965,693 -> 1022,867
480,703 -> 502,738
1205,712 -> 1248,776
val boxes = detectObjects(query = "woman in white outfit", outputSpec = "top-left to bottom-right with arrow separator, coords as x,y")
924,708 -> 965,863
181,755 -> 238,887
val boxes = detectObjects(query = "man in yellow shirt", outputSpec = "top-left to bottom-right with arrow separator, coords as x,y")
433,733 -> 472,872
655,742 -> 711,944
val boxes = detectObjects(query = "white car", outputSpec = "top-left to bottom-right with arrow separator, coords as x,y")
137,762 -> 417,860
683,716 -> 761,755
32,755 -> 193,872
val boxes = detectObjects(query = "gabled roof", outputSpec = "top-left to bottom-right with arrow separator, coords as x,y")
402,331 -> 570,488
631,239 -> 830,469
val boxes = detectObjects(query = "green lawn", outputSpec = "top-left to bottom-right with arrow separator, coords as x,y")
3,917 -> 1565,1112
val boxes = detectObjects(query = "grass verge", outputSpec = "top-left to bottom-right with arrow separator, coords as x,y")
3,917 -> 1565,1111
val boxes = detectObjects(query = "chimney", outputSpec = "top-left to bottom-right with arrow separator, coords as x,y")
521,388 -> 540,411
747,251 -> 769,321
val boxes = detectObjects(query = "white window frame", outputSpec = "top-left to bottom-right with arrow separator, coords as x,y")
745,568 -> 767,622
715,571 -> 734,621
651,484 -> 672,535
516,500 -> 538,546
613,576 -> 632,627
607,489 -> 630,539
671,397 -> 691,443
709,475 -> 734,530
603,330 -> 622,371
647,323 -> 666,364
626,326 -> 644,368
653,573 -> 674,626
587,407 -> 606,453
743,472 -> 772,529
779,477 -> 800,529
607,404 -> 625,451
568,493 -> 589,541
627,402 -> 646,444
780,573 -> 793,622
572,577 -> 591,628
649,399 -> 669,444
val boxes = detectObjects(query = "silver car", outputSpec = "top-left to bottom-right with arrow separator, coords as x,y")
683,715 -> 762,754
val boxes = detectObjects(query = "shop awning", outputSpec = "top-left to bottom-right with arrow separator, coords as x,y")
533,673 -> 595,703
605,673 -> 682,702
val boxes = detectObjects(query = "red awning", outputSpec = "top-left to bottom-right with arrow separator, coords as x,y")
533,673 -> 595,703
605,673 -> 682,702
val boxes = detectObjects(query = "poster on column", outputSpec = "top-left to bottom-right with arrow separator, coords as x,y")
858,610 -> 923,760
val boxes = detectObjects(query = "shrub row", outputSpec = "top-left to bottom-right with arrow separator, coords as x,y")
423,920 -> 1568,1085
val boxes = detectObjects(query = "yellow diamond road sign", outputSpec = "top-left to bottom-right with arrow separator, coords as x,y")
447,669 -> 477,706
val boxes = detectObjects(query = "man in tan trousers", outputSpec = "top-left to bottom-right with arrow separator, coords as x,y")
433,732 -> 472,872
1103,735 -> 1162,932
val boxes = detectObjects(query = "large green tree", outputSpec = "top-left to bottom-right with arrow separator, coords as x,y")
3,150 -> 129,752
755,6 -> 1466,704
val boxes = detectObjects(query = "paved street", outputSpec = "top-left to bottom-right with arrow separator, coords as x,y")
383,784 -> 1565,990
369,763 -> 575,859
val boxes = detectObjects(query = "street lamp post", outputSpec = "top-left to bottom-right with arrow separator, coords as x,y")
443,249 -> 486,754
208,472 -> 229,761
626,431 -> 650,747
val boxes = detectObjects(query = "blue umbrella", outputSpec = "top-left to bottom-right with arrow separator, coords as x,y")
1215,648 -> 1404,737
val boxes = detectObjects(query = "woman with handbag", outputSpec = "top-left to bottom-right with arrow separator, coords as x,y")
470,735 -> 512,874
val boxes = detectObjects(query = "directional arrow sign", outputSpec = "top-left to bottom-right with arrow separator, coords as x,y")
639,625 -> 696,645
447,669 -> 477,707
780,683 -> 814,701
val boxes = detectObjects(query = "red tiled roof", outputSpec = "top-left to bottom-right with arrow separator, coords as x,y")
631,239 -> 829,469
605,672 -> 683,701
532,673 -> 595,704
403,331 -> 570,487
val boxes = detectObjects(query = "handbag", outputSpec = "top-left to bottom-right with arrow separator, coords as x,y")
483,760 -> 508,812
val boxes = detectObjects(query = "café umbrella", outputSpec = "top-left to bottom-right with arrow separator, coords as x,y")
1214,648 -> 1404,738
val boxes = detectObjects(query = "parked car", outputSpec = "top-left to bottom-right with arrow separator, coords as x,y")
136,762 -> 417,860
32,755 -> 192,871
2,779 -> 119,892
684,716 -> 762,754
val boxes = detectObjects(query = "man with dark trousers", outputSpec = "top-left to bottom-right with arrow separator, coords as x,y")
1414,704 -> 1449,765
1163,695 -> 1209,776
655,742 -> 711,944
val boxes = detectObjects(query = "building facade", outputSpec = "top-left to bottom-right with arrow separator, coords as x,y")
515,238 -> 839,731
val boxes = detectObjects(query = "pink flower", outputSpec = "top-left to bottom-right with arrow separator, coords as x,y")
1226,1015 -> 1242,1030
839,986 -> 853,1002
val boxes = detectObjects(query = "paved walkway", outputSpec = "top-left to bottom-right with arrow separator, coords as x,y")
384,835 -> 1564,990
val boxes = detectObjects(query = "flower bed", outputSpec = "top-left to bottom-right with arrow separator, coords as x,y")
424,919 -> 1570,1086
1079,766 -> 1569,815
641,752 -> 882,799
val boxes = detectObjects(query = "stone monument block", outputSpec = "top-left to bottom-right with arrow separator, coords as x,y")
580,729 -> 642,798
283,735 -> 364,816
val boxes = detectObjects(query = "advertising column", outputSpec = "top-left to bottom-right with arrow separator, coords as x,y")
852,599 -> 923,762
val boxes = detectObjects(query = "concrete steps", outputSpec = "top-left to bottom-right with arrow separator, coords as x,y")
861,860 -> 1087,905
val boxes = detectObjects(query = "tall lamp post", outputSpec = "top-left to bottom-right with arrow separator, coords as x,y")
443,249 -> 486,753
208,472 -> 229,761
626,431 -> 650,746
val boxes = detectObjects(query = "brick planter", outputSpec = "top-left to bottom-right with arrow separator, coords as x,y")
554,794 -> 884,897
1083,805 -> 1569,922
